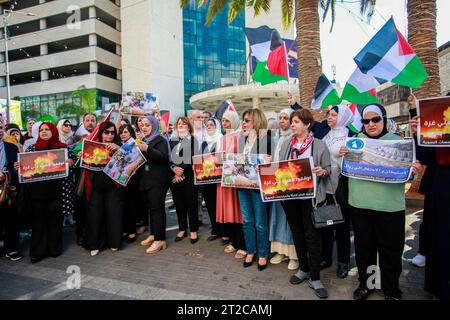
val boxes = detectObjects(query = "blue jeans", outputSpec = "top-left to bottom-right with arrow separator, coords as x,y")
238,189 -> 269,258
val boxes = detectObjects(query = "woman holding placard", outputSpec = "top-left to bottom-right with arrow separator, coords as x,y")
237,108 -> 273,272
21,122 -> 74,264
339,104 -> 422,300
85,121 -> 123,256
136,116 -> 171,254
278,109 -> 331,299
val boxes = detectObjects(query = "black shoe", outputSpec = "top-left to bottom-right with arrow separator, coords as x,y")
174,232 -> 187,242
5,252 -> 23,262
257,263 -> 268,271
289,273 -> 310,285
126,236 -> 137,244
353,287 -> 375,300
207,235 -> 219,242
320,260 -> 332,270
337,263 -> 349,279
190,237 -> 199,244
30,256 -> 45,264
243,257 -> 254,268
221,238 -> 231,246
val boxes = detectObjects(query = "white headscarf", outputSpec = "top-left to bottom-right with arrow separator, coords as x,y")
204,118 -> 222,151
279,108 -> 293,136
22,121 -> 43,151
222,111 -> 240,132
57,119 -> 73,143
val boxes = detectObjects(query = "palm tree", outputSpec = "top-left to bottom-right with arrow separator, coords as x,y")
180,0 -> 375,108
407,0 -> 441,99
71,85 -> 97,113
407,0 -> 440,194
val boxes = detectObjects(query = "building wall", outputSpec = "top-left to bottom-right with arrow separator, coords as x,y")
121,0 -> 185,118
0,0 -> 122,117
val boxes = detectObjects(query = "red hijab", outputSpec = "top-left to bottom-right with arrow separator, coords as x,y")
34,122 -> 67,150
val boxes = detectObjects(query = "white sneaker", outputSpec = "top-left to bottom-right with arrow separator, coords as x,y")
270,253 -> 287,264
411,254 -> 426,267
90,250 -> 99,257
288,259 -> 299,270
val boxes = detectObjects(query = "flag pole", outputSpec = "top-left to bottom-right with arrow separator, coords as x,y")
285,41 -> 291,93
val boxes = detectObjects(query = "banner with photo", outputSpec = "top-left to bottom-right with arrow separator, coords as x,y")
18,149 -> 68,183
417,96 -> 450,147
221,153 -> 265,190
193,152 -> 223,185
341,138 -> 415,183
80,140 -> 114,171
103,138 -> 147,186
258,158 -> 316,202
121,92 -> 158,115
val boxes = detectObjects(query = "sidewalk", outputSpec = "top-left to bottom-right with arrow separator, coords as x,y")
0,204 -> 433,300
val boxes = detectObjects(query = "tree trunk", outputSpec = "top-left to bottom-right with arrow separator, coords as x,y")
407,0 -> 441,98
295,0 -> 322,108
407,0 -> 440,195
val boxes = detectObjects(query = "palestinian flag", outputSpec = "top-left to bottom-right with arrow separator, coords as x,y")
354,17 -> 427,88
245,26 -> 289,85
311,73 -> 342,109
159,110 -> 170,126
214,100 -> 236,121
341,67 -> 382,104
348,103 -> 363,133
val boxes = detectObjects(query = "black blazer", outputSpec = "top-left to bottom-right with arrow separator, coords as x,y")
138,135 -> 172,191
169,136 -> 200,179
3,141 -> 19,186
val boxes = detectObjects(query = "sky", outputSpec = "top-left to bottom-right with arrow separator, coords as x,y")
318,0 -> 450,85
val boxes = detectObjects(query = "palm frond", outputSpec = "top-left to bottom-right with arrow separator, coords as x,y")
228,0 -> 246,25
320,0 -> 337,32
360,0 -> 376,17
205,0 -> 228,26
179,0 -> 192,9
251,0 -> 271,17
280,0 -> 294,29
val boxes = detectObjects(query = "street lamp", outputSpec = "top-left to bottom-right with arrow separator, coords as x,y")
2,8 -> 36,123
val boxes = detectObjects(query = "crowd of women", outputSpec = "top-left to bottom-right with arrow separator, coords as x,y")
0,94 -> 448,300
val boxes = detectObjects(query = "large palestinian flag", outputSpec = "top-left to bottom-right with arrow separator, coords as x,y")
311,74 -> 342,109
354,17 -> 427,88
245,26 -> 290,85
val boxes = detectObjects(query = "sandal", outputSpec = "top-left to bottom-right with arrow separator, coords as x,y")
234,250 -> 247,259
224,244 -> 236,253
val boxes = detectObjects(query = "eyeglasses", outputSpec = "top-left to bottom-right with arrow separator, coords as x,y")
64,124 -> 71,127
361,116 -> 383,125
104,130 -> 115,135
243,118 -> 252,123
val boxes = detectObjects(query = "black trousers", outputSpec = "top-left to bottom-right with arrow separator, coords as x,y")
136,190 -> 149,228
171,178 -> 199,233
418,193 -> 431,255
123,184 -> 140,235
30,198 -> 63,258
86,187 -> 124,250
0,203 -> 20,254
202,184 -> 218,235
282,200 -> 322,281
350,206 -> 405,299
74,195 -> 87,238
321,194 -> 351,265
142,185 -> 168,241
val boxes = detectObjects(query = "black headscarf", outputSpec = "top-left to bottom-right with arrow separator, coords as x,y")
361,103 -> 388,139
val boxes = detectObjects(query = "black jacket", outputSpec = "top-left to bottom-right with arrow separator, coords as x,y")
169,136 -> 200,180
138,135 -> 172,191
3,141 -> 19,186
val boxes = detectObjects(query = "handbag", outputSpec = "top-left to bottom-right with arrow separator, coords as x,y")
0,171 -> 17,208
311,194 -> 344,229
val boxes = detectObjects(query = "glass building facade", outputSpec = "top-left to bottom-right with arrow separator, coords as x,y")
19,89 -> 120,123
182,5 -> 247,111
